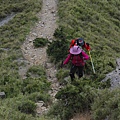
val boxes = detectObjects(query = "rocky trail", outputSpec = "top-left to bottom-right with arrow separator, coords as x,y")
21,0 -> 60,115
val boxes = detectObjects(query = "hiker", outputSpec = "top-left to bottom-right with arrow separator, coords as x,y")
69,38 -> 90,51
61,46 -> 89,81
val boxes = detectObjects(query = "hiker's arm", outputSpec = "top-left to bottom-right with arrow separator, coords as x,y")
63,54 -> 71,65
82,51 -> 90,60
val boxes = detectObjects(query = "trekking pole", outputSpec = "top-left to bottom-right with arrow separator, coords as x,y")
88,50 -> 96,74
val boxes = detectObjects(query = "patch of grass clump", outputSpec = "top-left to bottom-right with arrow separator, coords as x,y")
91,88 -> 120,120
26,65 -> 46,78
47,39 -> 69,63
33,38 -> 49,47
18,99 -> 36,115
21,77 -> 50,95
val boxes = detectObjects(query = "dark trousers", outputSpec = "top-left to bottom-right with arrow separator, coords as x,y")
69,64 -> 84,81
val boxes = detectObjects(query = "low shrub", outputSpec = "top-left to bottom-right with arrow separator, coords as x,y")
18,99 -> 36,115
56,69 -> 70,85
26,65 -> 46,78
21,77 -> 51,94
27,92 -> 51,105
48,78 -> 111,120
0,97 -> 38,120
33,38 -> 48,48
54,26 -> 66,40
47,39 -> 69,63
91,88 -> 120,120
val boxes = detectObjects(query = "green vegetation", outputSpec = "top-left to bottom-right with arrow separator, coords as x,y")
0,0 -> 41,19
0,0 -> 42,89
91,88 -> 120,120
33,38 -> 49,48
26,65 -> 46,78
48,78 -> 110,120
0,95 -> 49,120
1,0 -> 120,120
46,0 -> 120,119
56,69 -> 70,85
0,64 -> 51,119
0,0 -> 51,120
47,0 -> 120,78
47,39 -> 69,63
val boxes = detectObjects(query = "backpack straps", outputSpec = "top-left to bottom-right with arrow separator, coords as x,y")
79,52 -> 83,59
71,52 -> 83,60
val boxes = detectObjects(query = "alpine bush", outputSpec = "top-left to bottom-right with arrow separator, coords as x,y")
48,79 -> 109,120
21,77 -> 50,94
18,99 -> 36,115
56,69 -> 70,85
27,92 -> 51,105
26,65 -> 46,78
91,88 -> 120,120
33,38 -> 49,48
47,39 -> 69,63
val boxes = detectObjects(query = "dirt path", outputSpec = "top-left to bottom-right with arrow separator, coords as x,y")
21,0 -> 60,115
21,0 -> 57,66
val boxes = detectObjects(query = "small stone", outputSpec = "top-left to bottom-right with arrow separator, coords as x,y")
32,33 -> 37,36
45,63 -> 52,69
51,10 -> 55,13
0,92 -> 5,98
36,101 -> 44,107
41,106 -> 47,110
46,3 -> 49,6
28,39 -> 33,42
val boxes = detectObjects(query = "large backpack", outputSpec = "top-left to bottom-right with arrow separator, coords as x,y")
76,38 -> 84,46
69,38 -> 85,49
69,39 -> 77,48
69,38 -> 90,51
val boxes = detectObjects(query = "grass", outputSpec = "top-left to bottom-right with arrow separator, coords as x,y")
46,0 -> 120,119
0,0 -> 52,119
55,0 -> 120,80
33,38 -> 49,48
0,0 -> 120,120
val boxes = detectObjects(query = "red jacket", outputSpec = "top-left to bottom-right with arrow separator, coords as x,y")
63,51 -> 89,66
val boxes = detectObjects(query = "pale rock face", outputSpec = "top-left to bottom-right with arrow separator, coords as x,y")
102,58 -> 120,88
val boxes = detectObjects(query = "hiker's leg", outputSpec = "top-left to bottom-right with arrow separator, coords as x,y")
76,69 -> 79,77
70,64 -> 77,81
78,66 -> 84,78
